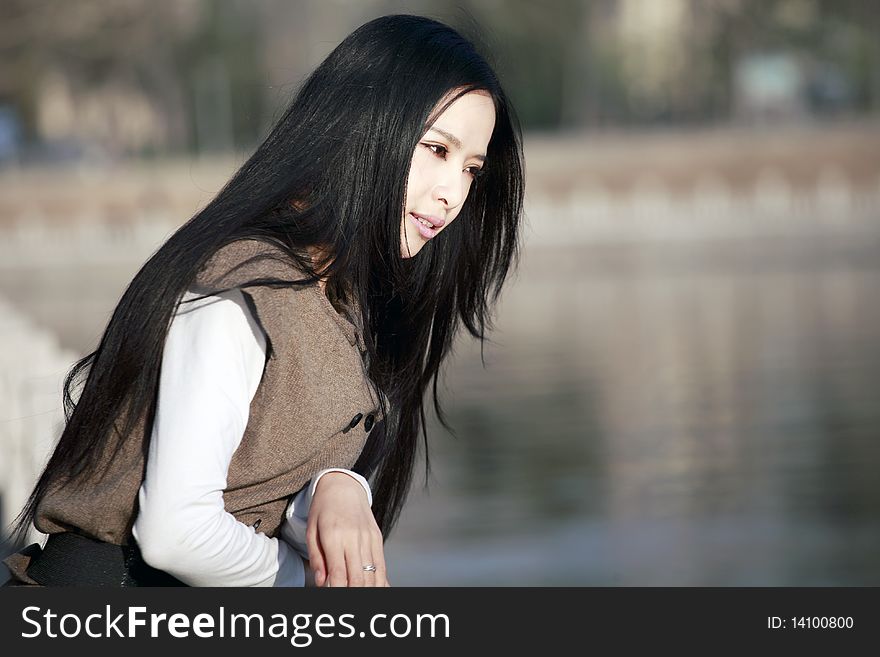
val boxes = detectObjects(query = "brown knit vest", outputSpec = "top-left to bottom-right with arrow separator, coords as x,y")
33,239 -> 382,544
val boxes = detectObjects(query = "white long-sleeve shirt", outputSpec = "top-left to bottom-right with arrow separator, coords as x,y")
131,289 -> 372,587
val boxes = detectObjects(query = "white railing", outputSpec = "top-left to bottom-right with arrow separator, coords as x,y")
524,170 -> 880,245
0,296 -> 77,547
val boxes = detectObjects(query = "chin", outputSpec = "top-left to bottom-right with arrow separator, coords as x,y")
401,232 -> 425,259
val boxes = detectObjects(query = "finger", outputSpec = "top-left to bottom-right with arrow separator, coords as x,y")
324,538 -> 349,588
308,548 -> 326,588
345,542 -> 367,587
360,546 -> 378,588
306,525 -> 327,588
370,529 -> 388,587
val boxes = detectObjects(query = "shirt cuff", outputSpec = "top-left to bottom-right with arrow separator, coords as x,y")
310,468 -> 372,507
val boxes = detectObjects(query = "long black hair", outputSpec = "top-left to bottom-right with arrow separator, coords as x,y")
9,14 -> 524,544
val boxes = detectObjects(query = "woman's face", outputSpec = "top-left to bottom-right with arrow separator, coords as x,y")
400,90 -> 496,258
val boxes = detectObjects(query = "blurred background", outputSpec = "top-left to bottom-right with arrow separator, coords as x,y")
2,0 -> 879,585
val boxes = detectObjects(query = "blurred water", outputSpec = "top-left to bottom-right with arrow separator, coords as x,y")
2,236 -> 880,586
385,238 -> 880,585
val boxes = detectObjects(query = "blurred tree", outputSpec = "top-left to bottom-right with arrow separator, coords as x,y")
685,0 -> 880,121
0,0 -> 265,156
176,0 -> 265,154
0,0 -> 196,152
0,0 -> 877,155
429,0 -> 588,129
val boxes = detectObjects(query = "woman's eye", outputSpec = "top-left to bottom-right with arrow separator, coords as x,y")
422,142 -> 484,178
423,143 -> 447,158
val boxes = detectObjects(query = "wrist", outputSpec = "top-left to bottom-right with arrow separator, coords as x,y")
316,471 -> 364,495
311,468 -> 373,506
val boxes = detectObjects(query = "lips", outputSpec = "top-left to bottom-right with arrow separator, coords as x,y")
412,213 -> 445,228
409,212 -> 445,240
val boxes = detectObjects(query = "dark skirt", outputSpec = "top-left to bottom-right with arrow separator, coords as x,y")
2,532 -> 184,587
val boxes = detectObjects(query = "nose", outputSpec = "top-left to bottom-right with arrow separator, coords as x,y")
432,170 -> 465,211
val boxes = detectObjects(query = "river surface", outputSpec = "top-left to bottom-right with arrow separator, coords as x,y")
3,236 -> 879,585
385,237 -> 880,585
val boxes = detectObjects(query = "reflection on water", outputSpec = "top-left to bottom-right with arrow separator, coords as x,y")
386,238 -> 880,585
2,234 -> 879,586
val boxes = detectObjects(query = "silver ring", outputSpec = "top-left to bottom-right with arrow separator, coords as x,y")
362,564 -> 377,572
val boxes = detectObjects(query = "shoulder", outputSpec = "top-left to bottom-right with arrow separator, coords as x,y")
175,288 -> 265,350
191,240 -> 321,358
194,239 -> 308,291
167,288 -> 267,402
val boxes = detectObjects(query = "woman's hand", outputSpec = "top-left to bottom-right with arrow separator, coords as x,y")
306,472 -> 390,587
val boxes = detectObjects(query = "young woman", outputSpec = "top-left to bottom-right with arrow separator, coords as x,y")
3,14 -> 524,587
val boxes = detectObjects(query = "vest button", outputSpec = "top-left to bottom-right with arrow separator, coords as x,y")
343,413 -> 363,433
364,413 -> 375,432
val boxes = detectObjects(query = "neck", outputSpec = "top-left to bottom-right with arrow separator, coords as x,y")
306,245 -> 332,295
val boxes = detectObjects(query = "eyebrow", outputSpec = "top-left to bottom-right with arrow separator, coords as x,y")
427,127 -> 486,162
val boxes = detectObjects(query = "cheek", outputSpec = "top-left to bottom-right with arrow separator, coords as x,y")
403,171 -> 419,209
406,153 -> 431,194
